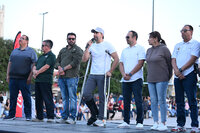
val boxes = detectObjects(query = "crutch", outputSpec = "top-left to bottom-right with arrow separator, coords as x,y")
76,56 -> 91,121
103,50 -> 111,127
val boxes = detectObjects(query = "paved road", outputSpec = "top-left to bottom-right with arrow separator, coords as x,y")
0,116 -> 199,133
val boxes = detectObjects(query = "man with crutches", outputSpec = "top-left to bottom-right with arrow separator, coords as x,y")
82,27 -> 119,127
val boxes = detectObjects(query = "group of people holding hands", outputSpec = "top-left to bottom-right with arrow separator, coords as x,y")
4,24 -> 200,133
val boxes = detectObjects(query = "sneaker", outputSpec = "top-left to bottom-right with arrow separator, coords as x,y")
47,119 -> 55,123
56,118 -> 67,123
136,123 -> 143,129
191,127 -> 199,133
32,118 -> 44,122
171,126 -> 186,132
26,117 -> 31,121
93,119 -> 104,127
157,123 -> 168,131
117,122 -> 130,128
65,118 -> 76,124
3,116 -> 15,120
150,122 -> 158,130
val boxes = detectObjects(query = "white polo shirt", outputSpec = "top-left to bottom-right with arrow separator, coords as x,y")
120,44 -> 146,82
89,41 -> 116,75
172,39 -> 200,78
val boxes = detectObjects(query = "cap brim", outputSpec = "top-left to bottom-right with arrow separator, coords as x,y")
91,29 -> 96,33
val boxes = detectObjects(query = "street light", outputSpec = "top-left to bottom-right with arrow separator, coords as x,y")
40,12 -> 48,44
152,0 -> 154,32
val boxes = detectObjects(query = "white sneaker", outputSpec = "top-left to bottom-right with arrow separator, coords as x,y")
32,118 -> 44,122
93,119 -> 104,127
65,118 -> 76,124
117,122 -> 130,128
47,119 -> 55,123
191,127 -> 199,133
150,122 -> 158,130
136,123 -> 143,129
157,123 -> 168,131
56,118 -> 66,123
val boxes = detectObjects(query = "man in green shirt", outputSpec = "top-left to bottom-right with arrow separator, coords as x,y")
55,33 -> 83,124
32,39 -> 56,122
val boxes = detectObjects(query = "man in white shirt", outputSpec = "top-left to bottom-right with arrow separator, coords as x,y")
171,25 -> 200,133
118,30 -> 145,129
82,27 -> 119,127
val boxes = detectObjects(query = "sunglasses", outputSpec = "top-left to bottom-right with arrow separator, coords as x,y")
20,37 -> 26,40
42,44 -> 48,47
180,29 -> 191,33
68,38 -> 76,41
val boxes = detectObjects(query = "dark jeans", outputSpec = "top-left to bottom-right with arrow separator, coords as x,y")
122,78 -> 144,124
174,71 -> 199,127
107,110 -> 115,119
9,78 -> 31,118
35,82 -> 54,119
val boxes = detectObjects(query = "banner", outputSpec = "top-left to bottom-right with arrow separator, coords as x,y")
13,31 -> 23,118
13,31 -> 21,49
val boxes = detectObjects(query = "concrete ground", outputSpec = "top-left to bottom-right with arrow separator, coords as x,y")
0,112 -> 199,133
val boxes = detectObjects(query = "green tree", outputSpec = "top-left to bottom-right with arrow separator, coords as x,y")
0,38 -> 14,91
0,37 -> 42,92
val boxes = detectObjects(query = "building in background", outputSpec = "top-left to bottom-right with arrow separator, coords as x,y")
0,5 -> 5,38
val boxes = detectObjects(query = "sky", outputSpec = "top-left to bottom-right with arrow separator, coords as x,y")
0,0 -> 200,56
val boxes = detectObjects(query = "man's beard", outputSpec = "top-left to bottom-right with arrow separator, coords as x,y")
69,42 -> 75,46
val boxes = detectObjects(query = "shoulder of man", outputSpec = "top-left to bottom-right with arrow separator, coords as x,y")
73,45 -> 83,53
59,47 -> 67,53
27,47 -> 36,51
136,44 -> 146,51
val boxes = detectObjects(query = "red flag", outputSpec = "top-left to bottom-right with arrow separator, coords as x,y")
13,31 -> 21,49
13,31 -> 23,117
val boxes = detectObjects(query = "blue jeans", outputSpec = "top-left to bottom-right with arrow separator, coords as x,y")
148,81 -> 168,123
122,78 -> 143,124
58,77 -> 78,120
9,78 -> 31,118
174,71 -> 199,127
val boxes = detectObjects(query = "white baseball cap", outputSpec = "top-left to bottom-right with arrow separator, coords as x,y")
91,27 -> 104,35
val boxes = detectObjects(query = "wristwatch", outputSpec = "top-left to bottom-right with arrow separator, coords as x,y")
179,68 -> 183,73
128,73 -> 133,77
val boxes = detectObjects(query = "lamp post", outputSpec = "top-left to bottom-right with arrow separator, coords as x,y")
41,12 -> 48,44
152,0 -> 154,32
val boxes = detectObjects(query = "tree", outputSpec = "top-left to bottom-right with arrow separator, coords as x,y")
0,38 -> 42,92
0,38 -> 13,91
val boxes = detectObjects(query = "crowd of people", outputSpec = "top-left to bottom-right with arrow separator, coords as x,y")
2,24 -> 200,133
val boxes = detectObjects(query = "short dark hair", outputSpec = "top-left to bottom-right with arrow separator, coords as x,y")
67,32 -> 76,38
43,40 -> 53,49
129,30 -> 138,40
21,35 -> 29,41
21,35 -> 29,45
184,24 -> 193,31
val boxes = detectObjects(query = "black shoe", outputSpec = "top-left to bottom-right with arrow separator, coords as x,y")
3,116 -> 15,120
85,99 -> 98,125
87,117 -> 97,125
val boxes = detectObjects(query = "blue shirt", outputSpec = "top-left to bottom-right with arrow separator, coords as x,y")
9,47 -> 37,79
